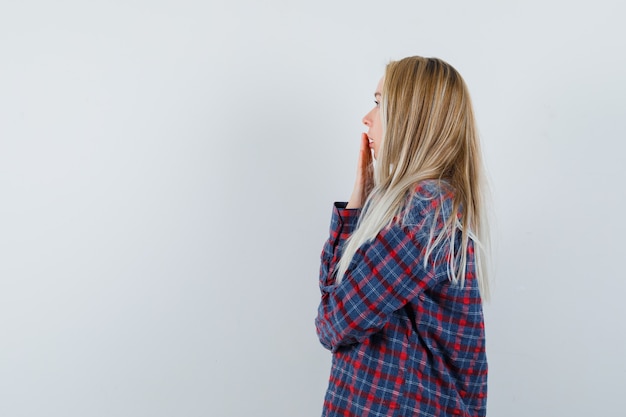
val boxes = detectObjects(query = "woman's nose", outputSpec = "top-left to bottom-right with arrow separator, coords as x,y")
362,111 -> 372,126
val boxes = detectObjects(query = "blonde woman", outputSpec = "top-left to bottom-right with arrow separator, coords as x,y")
315,56 -> 489,417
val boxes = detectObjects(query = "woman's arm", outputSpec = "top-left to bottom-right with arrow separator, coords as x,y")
315,191 -> 447,352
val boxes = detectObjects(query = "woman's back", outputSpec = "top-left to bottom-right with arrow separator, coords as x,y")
316,180 -> 487,417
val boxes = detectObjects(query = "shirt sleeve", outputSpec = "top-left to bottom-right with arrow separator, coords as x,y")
318,202 -> 361,290
315,196 -> 448,352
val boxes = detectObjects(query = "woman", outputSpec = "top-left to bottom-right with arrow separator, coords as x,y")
315,56 -> 489,417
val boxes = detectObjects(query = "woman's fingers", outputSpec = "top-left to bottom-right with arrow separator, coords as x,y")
360,133 -> 372,177
360,133 -> 374,204
359,133 -> 370,171
347,133 -> 372,209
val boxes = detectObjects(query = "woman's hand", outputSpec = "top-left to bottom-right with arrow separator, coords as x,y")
346,133 -> 375,209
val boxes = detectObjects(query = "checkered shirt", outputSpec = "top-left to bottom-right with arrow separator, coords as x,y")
315,180 -> 487,417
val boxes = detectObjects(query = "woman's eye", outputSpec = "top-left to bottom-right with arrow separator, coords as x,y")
374,100 -> 380,107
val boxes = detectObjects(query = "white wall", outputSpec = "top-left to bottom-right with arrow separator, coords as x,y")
1,1 -> 624,416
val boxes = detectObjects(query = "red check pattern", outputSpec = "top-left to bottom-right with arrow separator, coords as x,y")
315,180 -> 487,417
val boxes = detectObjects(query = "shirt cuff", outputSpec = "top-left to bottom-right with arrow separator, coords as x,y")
332,202 -> 361,233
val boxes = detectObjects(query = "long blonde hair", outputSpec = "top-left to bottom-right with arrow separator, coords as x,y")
336,56 -> 489,299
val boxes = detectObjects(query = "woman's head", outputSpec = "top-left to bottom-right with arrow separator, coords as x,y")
340,56 -> 489,298
376,56 -> 479,192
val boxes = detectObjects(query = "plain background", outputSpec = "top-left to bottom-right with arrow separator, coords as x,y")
1,1 -> 625,416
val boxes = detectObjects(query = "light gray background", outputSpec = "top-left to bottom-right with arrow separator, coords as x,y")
1,1 -> 624,416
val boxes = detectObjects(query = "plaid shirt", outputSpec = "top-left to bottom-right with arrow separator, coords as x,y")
315,180 -> 487,417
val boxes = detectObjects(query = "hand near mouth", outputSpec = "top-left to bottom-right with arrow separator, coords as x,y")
346,133 -> 375,209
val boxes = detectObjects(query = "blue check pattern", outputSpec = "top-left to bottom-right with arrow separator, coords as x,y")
316,180 -> 487,416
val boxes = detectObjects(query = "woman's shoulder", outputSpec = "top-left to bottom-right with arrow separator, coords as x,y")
414,178 -> 453,194
402,179 -> 455,225
410,179 -> 455,208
